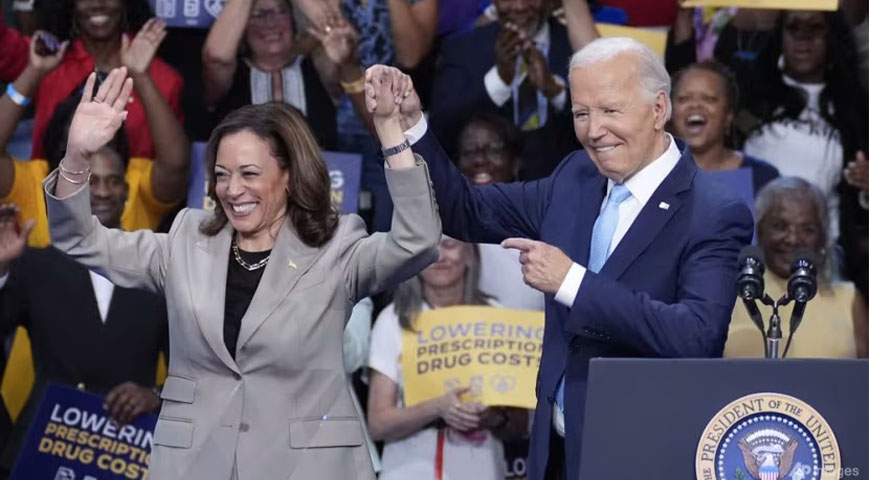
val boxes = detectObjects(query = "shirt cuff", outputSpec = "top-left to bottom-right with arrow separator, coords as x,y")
404,115 -> 429,146
0,272 -> 9,290
484,66 -> 514,107
550,75 -> 567,111
554,262 -> 585,308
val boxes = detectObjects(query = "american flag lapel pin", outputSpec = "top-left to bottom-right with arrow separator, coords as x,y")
659,201 -> 670,210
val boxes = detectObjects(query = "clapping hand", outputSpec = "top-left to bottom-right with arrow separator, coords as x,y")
121,18 -> 167,78
0,205 -> 34,276
308,15 -> 359,67
845,151 -> 869,193
29,31 -> 69,74
65,68 -> 134,160
495,23 -> 527,84
523,43 -> 562,98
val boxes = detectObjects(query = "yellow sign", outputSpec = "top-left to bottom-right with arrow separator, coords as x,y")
683,0 -> 837,10
695,392 -> 842,480
401,306 -> 544,409
597,23 -> 668,58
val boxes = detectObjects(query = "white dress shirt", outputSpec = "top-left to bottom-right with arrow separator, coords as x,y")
482,22 -> 567,113
553,134 -> 682,307
550,134 -> 681,436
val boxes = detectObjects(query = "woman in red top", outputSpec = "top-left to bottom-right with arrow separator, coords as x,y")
0,0 -> 188,206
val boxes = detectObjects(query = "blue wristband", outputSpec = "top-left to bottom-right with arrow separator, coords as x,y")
5,83 -> 31,107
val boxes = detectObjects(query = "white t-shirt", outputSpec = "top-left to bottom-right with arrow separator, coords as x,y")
368,303 -> 506,480
744,75 -> 843,238
478,244 -> 545,311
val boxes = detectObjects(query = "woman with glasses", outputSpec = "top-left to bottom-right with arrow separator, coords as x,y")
456,112 -> 544,312
203,0 -> 370,150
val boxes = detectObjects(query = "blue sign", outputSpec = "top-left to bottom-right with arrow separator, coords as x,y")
187,142 -> 363,214
11,384 -> 157,480
150,0 -> 225,29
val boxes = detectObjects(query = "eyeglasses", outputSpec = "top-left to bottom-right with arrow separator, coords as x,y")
459,143 -> 507,165
249,6 -> 291,24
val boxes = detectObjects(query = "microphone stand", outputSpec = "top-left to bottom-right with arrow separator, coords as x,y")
760,294 -> 781,359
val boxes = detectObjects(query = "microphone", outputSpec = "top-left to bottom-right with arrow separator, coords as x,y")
736,245 -> 766,301
736,245 -> 768,355
788,250 -> 818,304
783,250 -> 819,357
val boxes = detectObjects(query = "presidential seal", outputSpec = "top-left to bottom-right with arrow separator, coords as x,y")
695,393 -> 840,480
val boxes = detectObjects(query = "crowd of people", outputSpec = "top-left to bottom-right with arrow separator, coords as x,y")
0,0 -> 866,478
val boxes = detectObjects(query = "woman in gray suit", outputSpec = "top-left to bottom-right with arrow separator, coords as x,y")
30,66 -> 440,479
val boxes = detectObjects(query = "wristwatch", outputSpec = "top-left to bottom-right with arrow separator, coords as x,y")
381,139 -> 411,158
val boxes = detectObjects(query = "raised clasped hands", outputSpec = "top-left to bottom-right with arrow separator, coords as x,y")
364,65 -> 414,122
65,67 -> 134,161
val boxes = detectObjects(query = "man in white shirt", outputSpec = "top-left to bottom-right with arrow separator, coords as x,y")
370,36 -> 753,480
429,0 -> 598,180
0,148 -> 167,473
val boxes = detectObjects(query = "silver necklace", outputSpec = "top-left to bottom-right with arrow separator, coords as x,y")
232,240 -> 270,271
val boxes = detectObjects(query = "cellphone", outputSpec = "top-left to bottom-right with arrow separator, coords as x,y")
34,32 -> 60,56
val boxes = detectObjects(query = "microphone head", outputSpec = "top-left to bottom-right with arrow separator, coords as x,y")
790,249 -> 819,273
738,245 -> 765,268
736,245 -> 765,300
788,249 -> 818,302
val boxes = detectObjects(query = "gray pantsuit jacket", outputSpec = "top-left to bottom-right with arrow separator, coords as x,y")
43,160 -> 441,480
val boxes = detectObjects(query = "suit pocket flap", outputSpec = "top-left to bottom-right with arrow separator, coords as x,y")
160,375 -> 196,403
153,418 -> 194,448
289,418 -> 363,449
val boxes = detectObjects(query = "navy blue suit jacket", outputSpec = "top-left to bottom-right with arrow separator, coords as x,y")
429,19 -> 578,179
412,129 -> 753,480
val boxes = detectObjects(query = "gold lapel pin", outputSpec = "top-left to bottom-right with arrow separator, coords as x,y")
288,261 -> 297,269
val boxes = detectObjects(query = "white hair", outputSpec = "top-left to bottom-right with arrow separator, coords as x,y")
569,37 -> 672,120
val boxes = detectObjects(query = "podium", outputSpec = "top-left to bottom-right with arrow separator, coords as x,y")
578,358 -> 869,479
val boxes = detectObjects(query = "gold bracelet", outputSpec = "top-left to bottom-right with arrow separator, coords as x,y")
59,158 -> 90,176
59,170 -> 91,185
340,76 -> 365,95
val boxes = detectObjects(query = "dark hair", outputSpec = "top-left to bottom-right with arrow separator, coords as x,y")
200,103 -> 338,247
37,0 -> 153,41
671,60 -> 741,115
460,111 -> 523,159
394,243 -> 492,331
43,91 -> 130,172
753,10 -> 869,157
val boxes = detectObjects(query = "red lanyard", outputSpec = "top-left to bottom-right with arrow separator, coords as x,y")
434,427 -> 446,480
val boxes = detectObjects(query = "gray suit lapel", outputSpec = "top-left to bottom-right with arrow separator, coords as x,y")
235,218 -> 322,354
190,224 -> 240,374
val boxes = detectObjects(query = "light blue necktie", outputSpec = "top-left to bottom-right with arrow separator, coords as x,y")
556,183 -> 632,411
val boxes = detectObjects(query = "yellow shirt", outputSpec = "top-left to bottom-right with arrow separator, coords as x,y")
1,157 -> 175,246
725,273 -> 858,358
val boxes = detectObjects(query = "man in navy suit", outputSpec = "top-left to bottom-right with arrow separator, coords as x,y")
430,0 -> 597,180
375,36 -> 753,479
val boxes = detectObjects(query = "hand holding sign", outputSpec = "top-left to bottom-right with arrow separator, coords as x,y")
502,238 -> 573,294
436,387 -> 483,432
104,382 -> 160,425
